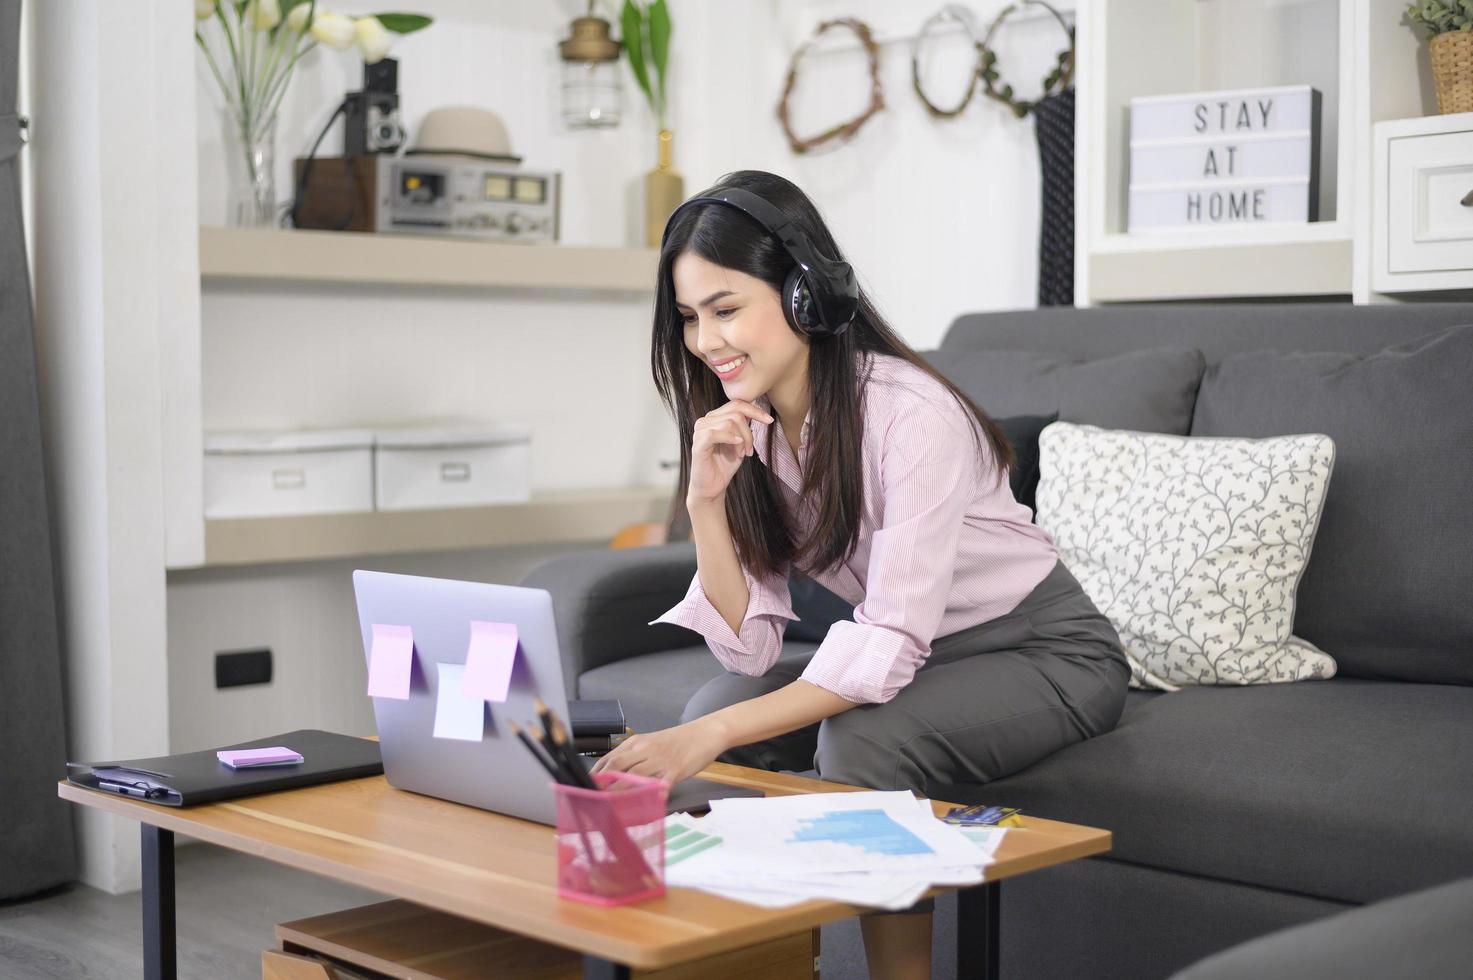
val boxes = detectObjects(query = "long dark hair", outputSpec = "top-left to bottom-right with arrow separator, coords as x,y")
651,170 -> 1014,581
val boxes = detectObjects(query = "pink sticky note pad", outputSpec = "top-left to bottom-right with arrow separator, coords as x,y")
218,747 -> 304,769
367,623 -> 414,699
461,620 -> 518,703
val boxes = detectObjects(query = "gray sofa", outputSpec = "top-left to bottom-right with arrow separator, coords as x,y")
522,303 -> 1473,979
1172,872 -> 1473,980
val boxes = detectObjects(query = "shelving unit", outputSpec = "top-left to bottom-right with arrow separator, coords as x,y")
1074,0 -> 1432,304
166,227 -> 669,570
201,486 -> 671,568
199,226 -> 661,293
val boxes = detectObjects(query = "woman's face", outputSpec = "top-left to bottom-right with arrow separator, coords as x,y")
674,251 -> 808,404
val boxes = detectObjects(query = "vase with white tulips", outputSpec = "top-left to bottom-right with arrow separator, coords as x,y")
195,0 -> 432,226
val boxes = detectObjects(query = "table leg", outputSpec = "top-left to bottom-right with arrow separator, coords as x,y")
956,880 -> 1001,980
141,824 -> 176,980
582,956 -> 632,979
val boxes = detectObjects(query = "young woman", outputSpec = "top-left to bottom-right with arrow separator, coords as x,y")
593,170 -> 1129,977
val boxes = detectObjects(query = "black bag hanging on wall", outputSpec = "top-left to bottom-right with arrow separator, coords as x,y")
1033,87 -> 1075,307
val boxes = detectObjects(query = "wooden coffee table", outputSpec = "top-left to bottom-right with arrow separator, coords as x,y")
58,762 -> 1110,979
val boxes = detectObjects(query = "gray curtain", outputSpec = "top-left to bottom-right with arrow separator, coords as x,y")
1,0 -> 77,899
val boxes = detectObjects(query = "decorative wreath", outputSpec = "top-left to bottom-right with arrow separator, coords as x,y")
910,5 -> 986,119
776,17 -> 886,154
978,0 -> 1075,119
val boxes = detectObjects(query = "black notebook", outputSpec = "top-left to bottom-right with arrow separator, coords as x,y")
67,729 -> 382,808
568,698 -> 626,737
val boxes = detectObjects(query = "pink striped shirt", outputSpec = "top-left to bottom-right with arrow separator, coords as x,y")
651,353 -> 1058,705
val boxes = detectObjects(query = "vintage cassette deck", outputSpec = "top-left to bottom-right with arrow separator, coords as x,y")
292,153 -> 561,243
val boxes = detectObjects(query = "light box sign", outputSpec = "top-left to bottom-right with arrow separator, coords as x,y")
1127,85 -> 1321,233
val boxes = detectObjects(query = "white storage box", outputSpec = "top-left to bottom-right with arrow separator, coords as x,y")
204,429 -> 375,519
373,425 -> 532,512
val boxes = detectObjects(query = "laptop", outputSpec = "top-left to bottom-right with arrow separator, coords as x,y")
351,569 -> 759,824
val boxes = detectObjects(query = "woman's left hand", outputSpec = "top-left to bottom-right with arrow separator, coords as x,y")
590,718 -> 729,783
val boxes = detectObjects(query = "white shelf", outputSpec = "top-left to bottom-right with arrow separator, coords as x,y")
188,486 -> 671,569
1089,237 -> 1353,302
199,226 -> 660,293
1093,220 -> 1351,254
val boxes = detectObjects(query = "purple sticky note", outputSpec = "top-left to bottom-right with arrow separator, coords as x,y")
461,620 -> 517,703
217,747 -> 304,769
367,623 -> 414,699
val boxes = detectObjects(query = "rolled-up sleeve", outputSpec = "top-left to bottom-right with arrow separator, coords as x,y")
649,561 -> 799,676
800,403 -> 981,704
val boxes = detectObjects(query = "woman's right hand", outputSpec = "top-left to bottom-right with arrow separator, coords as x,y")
687,400 -> 775,506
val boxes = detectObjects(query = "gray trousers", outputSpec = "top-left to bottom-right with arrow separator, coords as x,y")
681,559 -> 1131,795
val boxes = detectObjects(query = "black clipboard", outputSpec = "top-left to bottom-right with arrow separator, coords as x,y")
67,729 -> 382,807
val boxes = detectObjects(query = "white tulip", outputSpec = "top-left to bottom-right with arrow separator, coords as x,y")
252,0 -> 281,30
354,16 -> 392,64
310,11 -> 356,49
286,3 -> 314,33
194,0 -> 216,20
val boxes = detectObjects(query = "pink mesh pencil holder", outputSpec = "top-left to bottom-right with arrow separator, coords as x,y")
553,771 -> 669,906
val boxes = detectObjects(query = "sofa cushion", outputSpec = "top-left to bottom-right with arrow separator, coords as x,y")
1173,874 -> 1473,980
785,575 -> 853,643
926,347 -> 1206,434
1037,423 -> 1338,689
1191,324 -> 1473,686
997,411 -> 1057,515
937,678 -> 1473,905
577,642 -> 821,734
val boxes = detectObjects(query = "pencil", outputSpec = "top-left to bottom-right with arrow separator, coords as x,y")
543,706 -> 659,891
514,722 -> 617,890
549,713 -> 600,791
535,698 -> 597,790
509,721 -> 568,785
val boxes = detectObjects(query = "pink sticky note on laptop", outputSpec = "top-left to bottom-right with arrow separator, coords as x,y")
461,620 -> 517,702
367,623 -> 414,699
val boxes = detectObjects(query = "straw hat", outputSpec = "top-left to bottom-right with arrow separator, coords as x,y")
407,106 -> 522,163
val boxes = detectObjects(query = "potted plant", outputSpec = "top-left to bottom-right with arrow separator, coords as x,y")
620,0 -> 679,246
195,0 -> 432,226
1406,1 -> 1473,114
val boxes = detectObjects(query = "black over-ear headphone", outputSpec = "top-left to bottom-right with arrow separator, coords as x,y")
660,187 -> 860,339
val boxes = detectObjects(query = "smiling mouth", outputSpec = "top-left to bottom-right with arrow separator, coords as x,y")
712,355 -> 746,376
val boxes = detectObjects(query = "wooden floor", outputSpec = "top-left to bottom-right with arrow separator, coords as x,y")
0,843 -> 383,980
0,844 -> 963,979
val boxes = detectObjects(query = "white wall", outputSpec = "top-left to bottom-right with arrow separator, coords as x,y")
675,0 -> 1069,347
191,0 -> 1065,482
195,0 -> 1062,337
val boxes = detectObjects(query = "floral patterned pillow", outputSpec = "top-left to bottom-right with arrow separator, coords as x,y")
1035,423 -> 1338,690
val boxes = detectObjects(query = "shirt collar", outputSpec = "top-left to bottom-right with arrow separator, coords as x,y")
751,394 -> 811,471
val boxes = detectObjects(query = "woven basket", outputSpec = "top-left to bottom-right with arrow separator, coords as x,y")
1430,30 -> 1473,114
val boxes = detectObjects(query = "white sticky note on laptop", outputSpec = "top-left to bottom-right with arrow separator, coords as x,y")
432,662 -> 485,741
